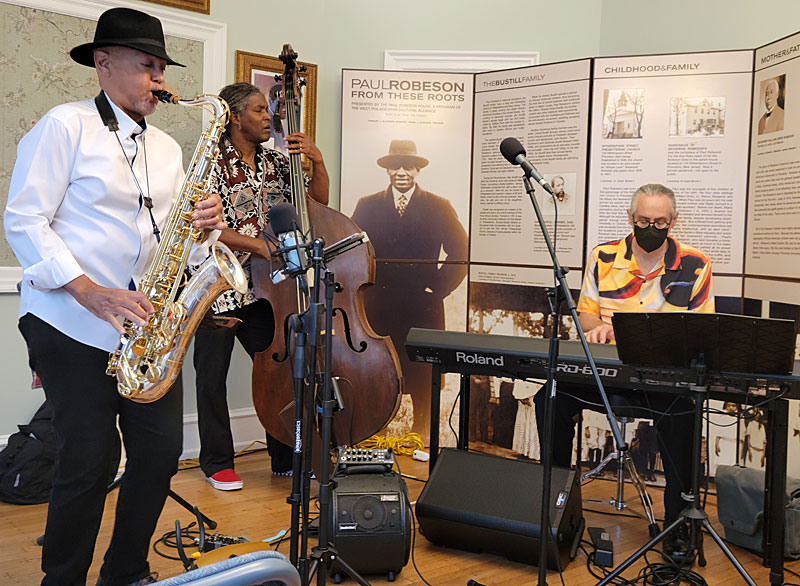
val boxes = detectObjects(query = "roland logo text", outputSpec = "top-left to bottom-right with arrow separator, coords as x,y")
455,351 -> 504,367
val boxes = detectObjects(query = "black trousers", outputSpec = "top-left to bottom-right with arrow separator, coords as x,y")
192,299 -> 292,476
20,314 -> 182,586
534,384 -> 694,523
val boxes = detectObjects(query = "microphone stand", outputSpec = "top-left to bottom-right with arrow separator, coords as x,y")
279,233 -> 372,586
518,175 -> 627,586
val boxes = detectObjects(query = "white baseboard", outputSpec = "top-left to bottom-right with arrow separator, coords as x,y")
181,407 -> 267,460
0,408 -> 267,460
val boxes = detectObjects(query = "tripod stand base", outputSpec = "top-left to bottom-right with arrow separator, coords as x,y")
596,510 -> 756,586
582,451 -> 659,536
308,544 -> 372,586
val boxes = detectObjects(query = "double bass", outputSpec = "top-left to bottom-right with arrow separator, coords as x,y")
251,45 -> 402,448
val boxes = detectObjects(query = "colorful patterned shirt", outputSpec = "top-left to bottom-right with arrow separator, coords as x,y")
209,136 -> 301,313
577,234 -> 714,325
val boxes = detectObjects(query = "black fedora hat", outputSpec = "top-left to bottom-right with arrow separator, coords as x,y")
377,140 -> 429,169
70,7 -> 184,68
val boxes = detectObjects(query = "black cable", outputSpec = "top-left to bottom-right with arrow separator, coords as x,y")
702,389 -> 787,427
560,391 -> 694,419
401,472 -> 428,483
447,389 -> 459,443
393,457 -> 435,586
561,387 -> 787,423
153,521 -> 201,561
580,528 -> 711,586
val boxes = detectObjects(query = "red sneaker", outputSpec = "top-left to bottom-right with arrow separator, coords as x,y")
207,468 -> 243,491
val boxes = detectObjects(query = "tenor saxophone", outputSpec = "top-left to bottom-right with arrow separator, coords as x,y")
107,91 -> 247,403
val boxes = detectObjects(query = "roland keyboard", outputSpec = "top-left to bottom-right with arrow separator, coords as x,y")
404,327 -> 800,401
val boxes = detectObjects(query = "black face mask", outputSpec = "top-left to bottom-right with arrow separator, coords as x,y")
633,224 -> 669,252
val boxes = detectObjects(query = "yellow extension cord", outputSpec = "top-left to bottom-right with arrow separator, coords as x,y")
354,432 -> 425,456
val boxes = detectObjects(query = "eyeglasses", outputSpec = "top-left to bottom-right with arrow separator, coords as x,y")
633,218 -> 670,230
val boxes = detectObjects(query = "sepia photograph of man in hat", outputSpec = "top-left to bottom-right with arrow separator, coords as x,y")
4,6 -> 224,586
351,139 -> 468,438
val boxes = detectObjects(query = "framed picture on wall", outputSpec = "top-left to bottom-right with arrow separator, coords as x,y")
235,49 -> 318,172
140,0 -> 210,14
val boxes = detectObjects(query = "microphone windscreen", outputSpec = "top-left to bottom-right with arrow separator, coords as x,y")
267,202 -> 300,234
499,137 -> 526,164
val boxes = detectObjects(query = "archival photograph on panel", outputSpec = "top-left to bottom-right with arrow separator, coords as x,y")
340,70 -> 474,441
669,97 -> 726,137
468,281 -> 566,462
602,88 -> 645,139
757,74 -> 786,135
536,172 -> 577,216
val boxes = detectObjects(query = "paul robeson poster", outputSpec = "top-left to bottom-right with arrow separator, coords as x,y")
340,70 -> 474,438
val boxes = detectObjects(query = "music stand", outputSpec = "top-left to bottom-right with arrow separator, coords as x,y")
613,312 -> 796,375
595,312 -> 796,586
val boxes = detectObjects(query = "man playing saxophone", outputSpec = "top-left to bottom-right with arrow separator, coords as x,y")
4,8 -> 225,586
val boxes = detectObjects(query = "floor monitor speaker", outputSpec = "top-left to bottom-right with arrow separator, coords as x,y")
416,448 -> 584,570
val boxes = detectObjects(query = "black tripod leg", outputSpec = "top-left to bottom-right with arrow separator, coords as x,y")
700,519 -> 757,586
596,517 -> 683,586
168,490 -> 217,529
310,544 -> 371,586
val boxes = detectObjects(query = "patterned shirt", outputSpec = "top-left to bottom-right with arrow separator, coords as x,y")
577,234 -> 714,325
209,136 -> 303,313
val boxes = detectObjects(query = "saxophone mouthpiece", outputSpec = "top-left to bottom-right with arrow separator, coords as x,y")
152,89 -> 180,104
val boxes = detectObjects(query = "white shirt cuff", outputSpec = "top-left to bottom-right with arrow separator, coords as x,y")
22,249 -> 84,290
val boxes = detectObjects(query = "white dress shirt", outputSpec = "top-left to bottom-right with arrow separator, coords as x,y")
5,93 -> 215,351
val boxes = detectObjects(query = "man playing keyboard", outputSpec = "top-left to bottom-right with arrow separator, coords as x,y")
535,183 -> 713,565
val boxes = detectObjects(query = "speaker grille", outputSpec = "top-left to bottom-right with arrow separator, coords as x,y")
345,494 -> 388,530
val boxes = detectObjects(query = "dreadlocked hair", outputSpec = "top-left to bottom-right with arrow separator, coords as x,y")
217,82 -> 263,182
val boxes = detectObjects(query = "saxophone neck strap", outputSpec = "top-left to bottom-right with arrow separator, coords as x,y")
95,91 -> 120,132
96,91 -> 159,242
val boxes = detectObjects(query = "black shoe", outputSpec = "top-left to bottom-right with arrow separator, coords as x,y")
662,523 -> 696,566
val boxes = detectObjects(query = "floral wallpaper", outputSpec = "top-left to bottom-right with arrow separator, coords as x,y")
0,3 -> 204,267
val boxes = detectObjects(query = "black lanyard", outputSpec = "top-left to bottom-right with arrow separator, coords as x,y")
95,92 -> 160,242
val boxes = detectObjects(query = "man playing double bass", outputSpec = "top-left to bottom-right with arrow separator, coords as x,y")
193,82 -> 330,490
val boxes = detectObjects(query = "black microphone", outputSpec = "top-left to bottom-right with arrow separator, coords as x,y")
266,202 -> 309,285
499,137 -> 554,194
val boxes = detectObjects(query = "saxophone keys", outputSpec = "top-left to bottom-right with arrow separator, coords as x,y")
107,351 -> 120,376
168,247 -> 185,261
132,336 -> 149,356
189,186 -> 204,202
145,363 -> 162,383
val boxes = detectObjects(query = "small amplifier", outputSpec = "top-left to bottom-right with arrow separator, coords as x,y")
335,447 -> 394,476
330,471 -> 411,581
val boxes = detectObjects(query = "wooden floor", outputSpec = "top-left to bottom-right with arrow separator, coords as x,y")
2,450 -> 798,585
